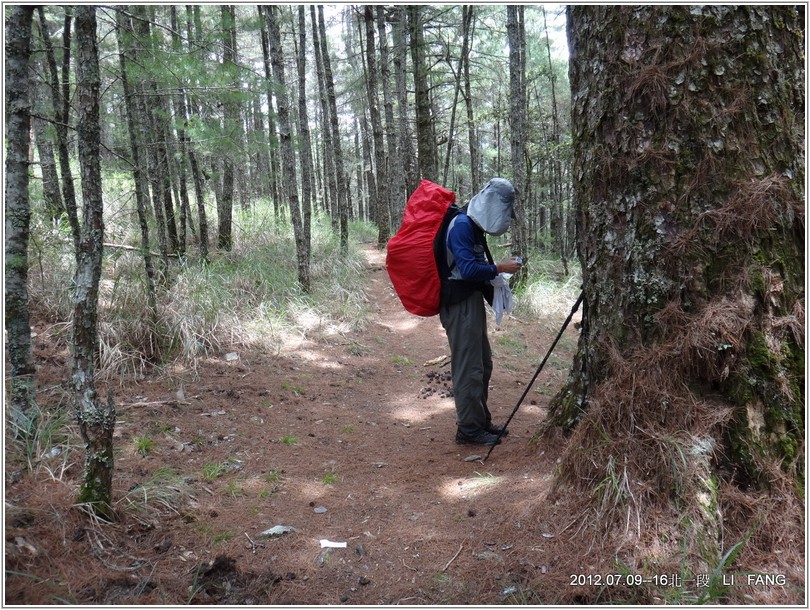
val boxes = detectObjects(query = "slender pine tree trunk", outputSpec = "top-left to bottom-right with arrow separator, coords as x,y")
36,7 -> 80,255
318,6 -> 350,255
115,7 -> 158,321
408,6 -> 437,182
74,6 -> 115,519
393,7 -> 418,197
5,6 -> 38,434
265,6 -> 309,291
296,6 -> 313,290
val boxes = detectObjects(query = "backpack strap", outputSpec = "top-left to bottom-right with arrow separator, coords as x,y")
435,208 -> 495,307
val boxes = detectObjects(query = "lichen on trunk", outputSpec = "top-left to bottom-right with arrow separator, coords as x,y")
72,6 -> 116,519
546,4 -> 804,579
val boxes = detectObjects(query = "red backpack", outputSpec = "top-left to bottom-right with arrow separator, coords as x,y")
386,180 -> 457,316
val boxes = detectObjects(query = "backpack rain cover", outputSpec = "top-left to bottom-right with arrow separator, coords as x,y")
386,180 -> 456,316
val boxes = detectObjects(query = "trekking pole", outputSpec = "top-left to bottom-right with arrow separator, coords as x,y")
483,291 -> 585,462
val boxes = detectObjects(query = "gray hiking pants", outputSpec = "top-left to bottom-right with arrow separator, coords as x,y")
439,291 -> 493,434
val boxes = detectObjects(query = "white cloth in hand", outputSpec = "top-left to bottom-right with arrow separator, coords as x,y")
490,273 -> 514,325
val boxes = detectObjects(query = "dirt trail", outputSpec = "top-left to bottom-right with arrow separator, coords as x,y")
5,245 -> 580,605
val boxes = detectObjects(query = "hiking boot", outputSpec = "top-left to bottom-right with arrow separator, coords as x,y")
486,424 -> 509,437
455,429 -> 502,446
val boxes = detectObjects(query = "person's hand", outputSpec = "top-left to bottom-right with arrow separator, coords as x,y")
496,257 -> 523,274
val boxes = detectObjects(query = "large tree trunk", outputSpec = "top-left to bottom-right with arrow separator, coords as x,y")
5,6 -> 38,433
73,6 -> 115,520
547,4 -> 803,577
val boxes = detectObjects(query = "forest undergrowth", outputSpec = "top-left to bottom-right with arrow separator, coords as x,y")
7,204 -> 804,605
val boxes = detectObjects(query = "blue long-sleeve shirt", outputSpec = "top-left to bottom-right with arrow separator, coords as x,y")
446,214 -> 498,282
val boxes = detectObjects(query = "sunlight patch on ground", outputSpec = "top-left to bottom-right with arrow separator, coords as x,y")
289,308 -> 352,336
390,395 -> 452,424
438,470 -> 555,502
377,315 -> 425,333
440,472 -> 503,500
293,348 -> 345,370
284,478 -> 340,503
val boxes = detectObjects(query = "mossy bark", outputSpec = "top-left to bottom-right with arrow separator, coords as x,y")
547,4 -> 804,568
73,7 -> 116,519
4,6 -> 38,433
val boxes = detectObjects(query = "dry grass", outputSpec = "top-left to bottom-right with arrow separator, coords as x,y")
671,173 -> 801,257
545,278 -> 803,600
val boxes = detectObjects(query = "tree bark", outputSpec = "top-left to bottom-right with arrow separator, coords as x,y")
408,6 -> 437,182
218,5 -> 237,252
296,6 -> 313,290
441,7 -> 466,189
36,6 -> 80,255
507,5 -> 527,263
462,7 -> 480,191
73,6 -> 115,520
265,6 -> 309,291
310,5 -> 337,227
318,6 -> 350,255
392,7 -> 418,197
548,4 -> 804,569
541,6 -> 569,274
31,109 -> 64,222
185,5 -> 209,264
363,5 -> 390,248
132,6 -> 170,276
376,7 -> 402,225
169,5 -> 191,257
257,6 -> 282,221
115,7 -> 158,320
5,5 -> 38,433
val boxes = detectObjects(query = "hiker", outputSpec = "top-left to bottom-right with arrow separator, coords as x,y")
439,177 -> 523,446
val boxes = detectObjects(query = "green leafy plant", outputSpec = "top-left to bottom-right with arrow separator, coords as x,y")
281,435 -> 299,446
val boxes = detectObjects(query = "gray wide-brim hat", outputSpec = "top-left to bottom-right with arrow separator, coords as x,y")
466,177 -> 515,236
